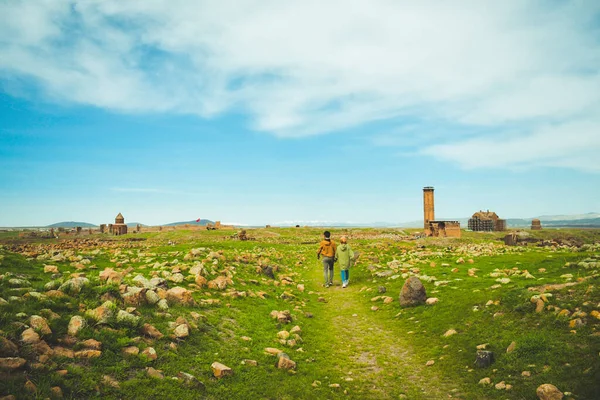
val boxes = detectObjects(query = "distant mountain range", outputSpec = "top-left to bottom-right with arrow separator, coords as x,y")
17,213 -> 600,229
46,221 -> 97,228
163,219 -> 214,227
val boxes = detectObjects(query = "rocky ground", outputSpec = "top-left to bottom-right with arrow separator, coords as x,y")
0,228 -> 599,399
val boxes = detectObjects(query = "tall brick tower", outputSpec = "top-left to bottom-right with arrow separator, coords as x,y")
423,186 -> 435,230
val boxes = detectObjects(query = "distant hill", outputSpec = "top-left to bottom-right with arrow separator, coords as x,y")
127,222 -> 148,228
46,221 -> 97,228
163,219 -> 214,227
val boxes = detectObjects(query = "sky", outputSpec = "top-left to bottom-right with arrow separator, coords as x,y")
1,0 -> 599,227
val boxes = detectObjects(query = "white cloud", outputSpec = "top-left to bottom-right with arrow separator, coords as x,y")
1,0 -> 599,170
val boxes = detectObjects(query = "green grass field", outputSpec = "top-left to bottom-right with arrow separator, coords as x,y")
0,227 -> 599,399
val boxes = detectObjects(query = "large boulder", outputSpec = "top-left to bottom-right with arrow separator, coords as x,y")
399,277 -> 427,307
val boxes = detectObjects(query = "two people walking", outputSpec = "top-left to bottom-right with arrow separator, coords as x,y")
317,231 -> 355,288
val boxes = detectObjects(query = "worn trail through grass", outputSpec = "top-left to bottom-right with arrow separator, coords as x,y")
306,262 -> 462,399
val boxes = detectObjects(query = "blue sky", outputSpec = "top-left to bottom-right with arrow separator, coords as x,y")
1,0 -> 599,226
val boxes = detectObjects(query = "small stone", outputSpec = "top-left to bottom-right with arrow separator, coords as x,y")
141,323 -> 164,339
506,341 -> 516,353
21,328 -> 40,344
122,346 -> 139,356
478,377 -> 492,386
211,361 -> 233,378
522,371 -> 531,377
275,353 -> 296,370
81,339 -> 102,350
277,330 -> 290,340
371,306 -> 379,311
24,380 -> 37,393
329,383 -> 341,388
297,284 -> 305,292
426,360 -> 435,366
174,324 -> 189,338
50,386 -> 63,398
443,329 -> 457,337
146,367 -> 164,379
0,337 -> 19,357
0,357 -> 27,370
536,384 -> 564,400
242,359 -> 258,366
476,343 -> 488,350
74,350 -> 101,358
142,347 -> 157,360
536,299 -> 545,313
495,381 -> 506,390
177,371 -> 205,390
265,347 -> 283,355
30,315 -> 52,335
312,380 -> 321,387
102,375 -> 120,388
426,297 -> 439,305
116,310 -> 140,327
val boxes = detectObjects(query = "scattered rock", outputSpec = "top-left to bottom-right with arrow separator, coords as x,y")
426,360 -> 435,366
142,347 -> 157,360
81,339 -> 102,350
146,367 -> 164,379
74,350 -> 101,358
58,277 -> 89,294
177,371 -> 205,390
275,353 -> 297,370
30,315 -> 52,335
211,361 -> 233,378
102,375 -> 120,388
426,297 -> 439,305
0,337 -> 19,357
536,384 -> 564,400
174,324 -> 189,339
21,328 -> 40,344
443,329 -> 457,337
116,310 -> 140,327
24,380 -> 37,394
68,316 -> 86,336
122,346 -> 140,356
0,357 -> 26,370
506,341 -> 516,353
141,323 -> 164,339
166,287 -> 195,305
50,386 -> 63,398
478,377 -> 492,386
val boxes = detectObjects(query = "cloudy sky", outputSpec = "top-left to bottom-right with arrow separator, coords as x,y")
1,0 -> 599,226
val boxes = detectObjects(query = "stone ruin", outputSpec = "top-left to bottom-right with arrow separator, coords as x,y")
531,218 -> 542,230
422,187 -> 461,238
468,210 -> 506,232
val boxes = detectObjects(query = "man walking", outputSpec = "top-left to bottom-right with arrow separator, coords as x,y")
317,230 -> 337,287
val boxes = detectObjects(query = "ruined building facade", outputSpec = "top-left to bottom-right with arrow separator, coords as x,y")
531,218 -> 542,230
423,187 -> 461,238
468,211 -> 506,232
110,213 -> 128,235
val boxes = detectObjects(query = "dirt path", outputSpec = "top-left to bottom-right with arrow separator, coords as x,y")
310,268 -> 461,399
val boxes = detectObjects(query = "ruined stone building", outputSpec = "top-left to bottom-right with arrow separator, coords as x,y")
110,213 -> 128,235
423,187 -> 461,238
531,218 -> 542,230
468,211 -> 506,232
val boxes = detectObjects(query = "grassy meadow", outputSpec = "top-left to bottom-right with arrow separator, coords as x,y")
0,227 -> 599,399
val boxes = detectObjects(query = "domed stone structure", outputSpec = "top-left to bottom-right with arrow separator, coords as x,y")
111,213 -> 128,235
531,218 -> 542,230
